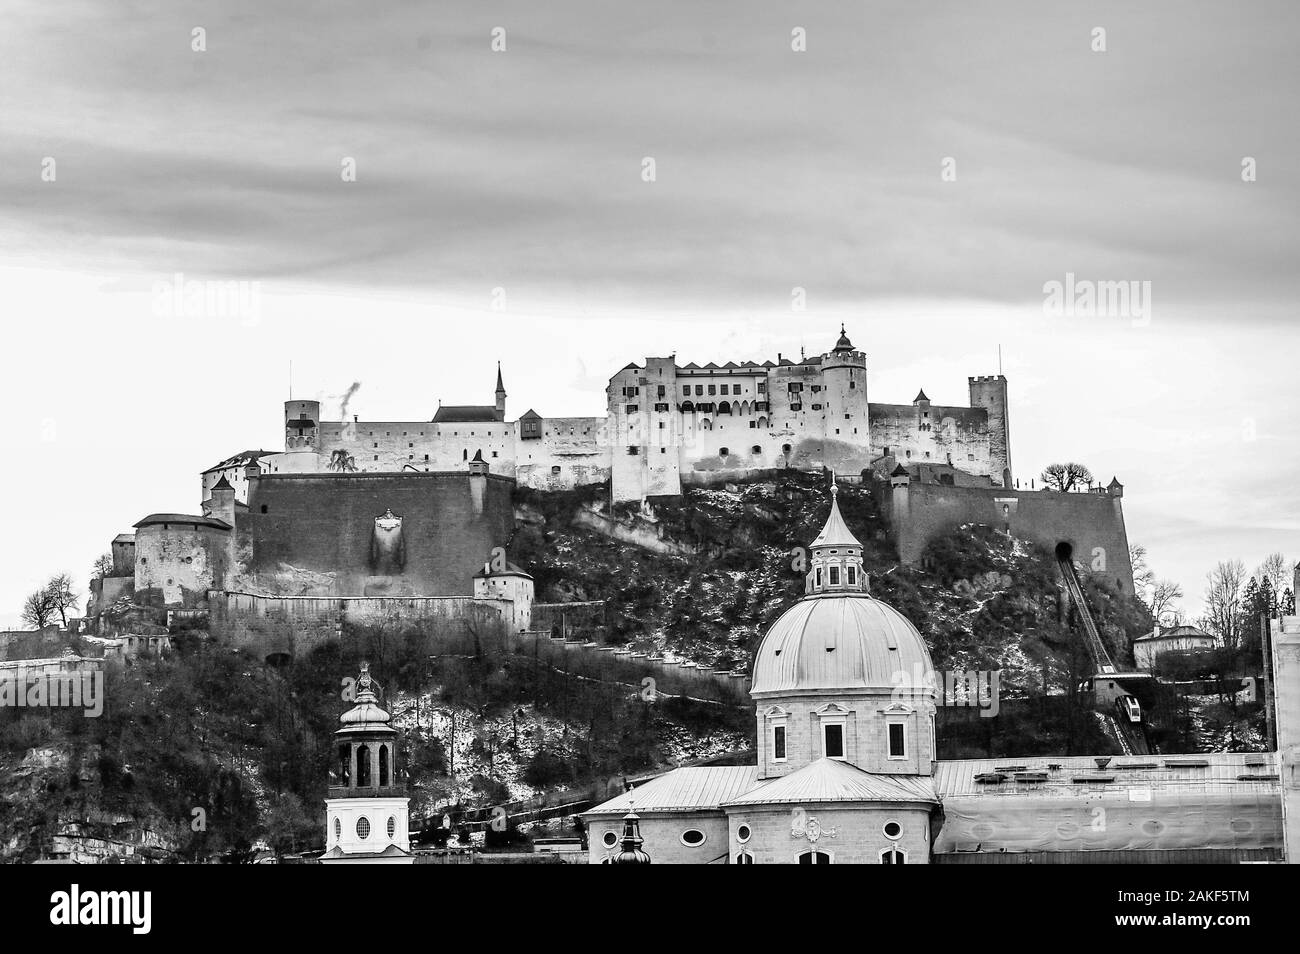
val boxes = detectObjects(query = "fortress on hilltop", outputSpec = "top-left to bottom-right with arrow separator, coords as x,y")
84,327 -> 1134,662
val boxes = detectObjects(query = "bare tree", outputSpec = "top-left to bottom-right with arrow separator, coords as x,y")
1129,545 -> 1154,590
1201,559 -> 1247,651
1148,580 -> 1184,625
1040,462 -> 1093,492
44,573 -> 80,628
91,552 -> 114,581
22,588 -> 58,629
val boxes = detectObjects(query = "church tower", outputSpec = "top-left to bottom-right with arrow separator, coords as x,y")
495,363 -> 507,418
751,479 -> 937,780
321,664 -> 414,864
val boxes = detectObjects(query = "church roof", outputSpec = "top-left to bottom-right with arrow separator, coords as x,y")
319,843 -> 412,861
751,593 -> 934,694
495,363 -> 505,393
432,405 -> 504,423
810,485 -> 862,550
582,766 -> 760,815
722,758 -> 940,807
211,476 -> 234,491
519,408 -> 543,421
913,388 -> 930,403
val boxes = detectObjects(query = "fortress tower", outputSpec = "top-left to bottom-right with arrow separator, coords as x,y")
285,399 -> 321,453
968,375 -> 1011,488
819,325 -> 871,471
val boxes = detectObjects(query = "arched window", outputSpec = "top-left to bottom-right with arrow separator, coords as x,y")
735,852 -> 754,864
681,400 -> 695,413
333,818 -> 341,842
751,445 -> 762,455
719,447 -> 729,458
757,416 -> 768,428
799,851 -> 832,864
379,745 -> 390,786
880,847 -> 906,864
717,401 -> 732,415
356,745 -> 371,787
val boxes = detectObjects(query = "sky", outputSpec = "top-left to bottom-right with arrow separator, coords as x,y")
1,1 -> 1298,627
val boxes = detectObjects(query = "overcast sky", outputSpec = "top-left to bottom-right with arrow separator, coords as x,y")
2,1 -> 1298,627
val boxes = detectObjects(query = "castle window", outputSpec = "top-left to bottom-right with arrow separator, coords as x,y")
626,404 -> 638,413
260,505 -> 268,514
811,403 -> 823,411
492,451 -> 498,458
790,403 -> 802,411
849,381 -> 856,389
720,384 -> 729,395
788,382 -> 802,392
695,385 -> 703,395
408,442 -> 413,447
627,446 -> 639,455
888,721 -> 907,759
552,466 -> 562,475
751,445 -> 761,455
782,444 -> 791,455
356,817 -> 371,840
425,455 -> 430,461
719,447 -> 729,457
708,385 -> 716,396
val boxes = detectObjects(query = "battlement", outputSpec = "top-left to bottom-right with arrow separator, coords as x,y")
968,375 -> 1007,384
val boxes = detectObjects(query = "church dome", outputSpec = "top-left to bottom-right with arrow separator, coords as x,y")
751,593 -> 933,695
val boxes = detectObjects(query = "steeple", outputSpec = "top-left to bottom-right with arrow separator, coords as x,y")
495,362 -> 507,416
805,477 -> 867,594
321,663 -> 414,863
609,808 -> 651,864
833,324 -> 854,353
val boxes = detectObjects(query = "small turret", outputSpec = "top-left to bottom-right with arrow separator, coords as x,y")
495,363 -> 507,416
1107,476 -> 1124,498
805,479 -> 868,594
609,809 -> 651,865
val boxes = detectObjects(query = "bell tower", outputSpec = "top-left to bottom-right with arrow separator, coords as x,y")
321,663 -> 414,864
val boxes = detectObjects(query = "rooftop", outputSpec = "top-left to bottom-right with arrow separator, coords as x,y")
582,766 -> 760,815
133,513 -> 232,531
723,758 -> 939,807
432,405 -> 504,423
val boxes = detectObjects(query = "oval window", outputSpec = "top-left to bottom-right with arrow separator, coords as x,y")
883,821 -> 902,840
387,816 -> 396,838
680,829 -> 706,847
602,830 -> 619,848
356,817 -> 371,840
736,824 -> 752,843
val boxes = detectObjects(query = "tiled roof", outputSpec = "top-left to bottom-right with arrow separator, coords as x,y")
583,766 -> 760,815
723,758 -> 939,807
134,513 -> 232,531
432,405 -> 503,423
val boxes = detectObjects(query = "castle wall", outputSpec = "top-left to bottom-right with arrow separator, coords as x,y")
868,403 -> 993,477
208,590 -> 513,659
884,481 -> 1134,594
244,471 -> 515,597
512,415 -> 609,490
317,420 -> 517,476
135,523 -> 230,609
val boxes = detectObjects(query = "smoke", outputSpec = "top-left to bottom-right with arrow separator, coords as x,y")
336,381 -> 361,420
